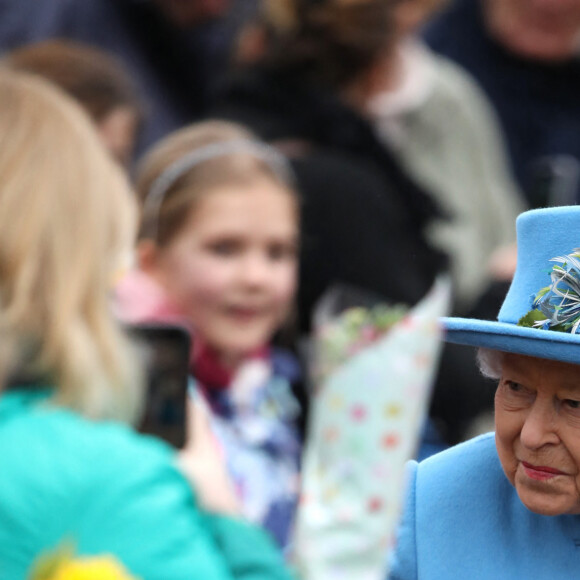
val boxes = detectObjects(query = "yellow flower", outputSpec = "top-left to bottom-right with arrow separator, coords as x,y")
30,546 -> 139,580
50,556 -> 138,580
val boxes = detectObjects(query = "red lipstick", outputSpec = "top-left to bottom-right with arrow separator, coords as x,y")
521,461 -> 566,481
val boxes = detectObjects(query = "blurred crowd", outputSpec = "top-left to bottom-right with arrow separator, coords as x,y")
1,0 -> 579,578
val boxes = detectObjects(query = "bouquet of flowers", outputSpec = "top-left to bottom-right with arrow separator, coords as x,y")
292,277 -> 451,580
29,542 -> 138,580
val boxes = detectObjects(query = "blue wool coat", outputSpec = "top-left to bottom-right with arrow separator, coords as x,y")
389,433 -> 580,579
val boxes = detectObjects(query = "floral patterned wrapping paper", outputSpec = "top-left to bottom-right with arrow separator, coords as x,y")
291,277 -> 451,580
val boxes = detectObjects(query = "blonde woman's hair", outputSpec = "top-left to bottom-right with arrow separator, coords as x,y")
136,120 -> 297,247
0,70 -> 141,422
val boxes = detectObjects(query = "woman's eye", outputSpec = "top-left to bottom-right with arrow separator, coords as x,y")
562,398 -> 580,421
499,379 -> 534,409
501,379 -> 533,402
505,380 -> 523,393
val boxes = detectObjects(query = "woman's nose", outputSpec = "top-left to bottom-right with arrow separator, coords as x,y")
520,399 -> 560,450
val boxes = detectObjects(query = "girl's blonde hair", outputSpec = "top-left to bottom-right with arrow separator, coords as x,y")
0,70 -> 141,422
136,120 -> 297,247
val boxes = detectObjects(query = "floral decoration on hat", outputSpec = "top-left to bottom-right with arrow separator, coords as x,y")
518,249 -> 580,334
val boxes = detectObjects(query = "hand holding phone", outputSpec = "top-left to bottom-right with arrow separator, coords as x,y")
178,397 -> 241,516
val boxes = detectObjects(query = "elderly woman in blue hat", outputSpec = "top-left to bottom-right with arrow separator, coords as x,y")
389,205 -> 580,579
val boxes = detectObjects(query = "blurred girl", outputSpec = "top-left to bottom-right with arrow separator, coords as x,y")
116,120 -> 301,549
0,70 -> 291,580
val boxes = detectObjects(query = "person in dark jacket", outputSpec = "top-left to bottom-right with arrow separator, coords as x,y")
213,0 -> 448,334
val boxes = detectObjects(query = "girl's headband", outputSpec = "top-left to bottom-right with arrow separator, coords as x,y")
142,138 -> 294,241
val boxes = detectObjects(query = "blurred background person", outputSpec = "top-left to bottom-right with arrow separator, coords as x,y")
361,0 -> 529,443
213,0 -> 448,336
365,0 -> 525,318
424,0 -> 580,207
0,0 -> 258,157
4,39 -> 143,168
0,69 -> 291,580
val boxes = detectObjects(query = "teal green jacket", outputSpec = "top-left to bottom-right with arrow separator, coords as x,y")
0,388 -> 293,580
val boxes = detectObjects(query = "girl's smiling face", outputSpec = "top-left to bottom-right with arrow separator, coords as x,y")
148,177 -> 298,368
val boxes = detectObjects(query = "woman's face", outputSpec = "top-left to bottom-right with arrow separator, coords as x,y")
495,353 -> 580,515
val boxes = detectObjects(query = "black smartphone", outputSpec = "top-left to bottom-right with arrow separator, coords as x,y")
125,323 -> 191,448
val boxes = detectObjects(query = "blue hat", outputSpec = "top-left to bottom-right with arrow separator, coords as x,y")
443,206 -> 580,365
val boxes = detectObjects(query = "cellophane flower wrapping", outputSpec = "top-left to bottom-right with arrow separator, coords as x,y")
291,277 -> 451,580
